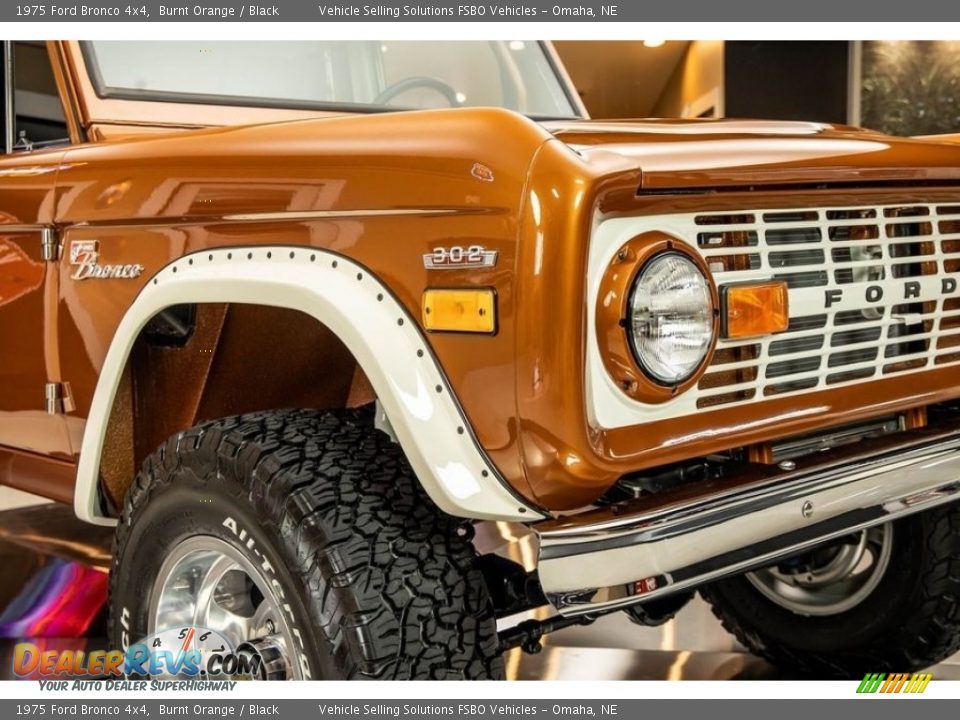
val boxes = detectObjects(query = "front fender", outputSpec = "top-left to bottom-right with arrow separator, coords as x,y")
74,245 -> 546,526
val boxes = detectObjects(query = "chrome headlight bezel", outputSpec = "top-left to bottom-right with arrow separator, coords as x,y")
627,251 -> 716,386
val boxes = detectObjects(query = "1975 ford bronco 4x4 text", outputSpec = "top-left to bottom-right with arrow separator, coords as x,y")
3,39 -> 960,679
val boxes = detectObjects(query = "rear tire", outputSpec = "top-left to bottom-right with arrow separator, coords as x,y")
108,408 -> 505,680
702,505 -> 960,677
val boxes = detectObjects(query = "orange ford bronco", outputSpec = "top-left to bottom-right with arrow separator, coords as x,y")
3,40 -> 960,679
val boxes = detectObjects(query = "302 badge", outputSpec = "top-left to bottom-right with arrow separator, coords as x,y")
13,625 -> 265,679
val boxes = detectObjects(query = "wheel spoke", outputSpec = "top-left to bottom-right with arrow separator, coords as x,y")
205,601 -> 256,643
192,555 -> 237,629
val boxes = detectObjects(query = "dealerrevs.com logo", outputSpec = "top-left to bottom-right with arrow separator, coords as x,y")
857,672 -> 933,694
14,626 -> 262,684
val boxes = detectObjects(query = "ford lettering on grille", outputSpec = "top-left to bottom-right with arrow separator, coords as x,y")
673,203 -> 960,411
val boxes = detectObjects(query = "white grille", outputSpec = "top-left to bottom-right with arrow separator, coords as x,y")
693,203 -> 960,410
586,202 -> 960,429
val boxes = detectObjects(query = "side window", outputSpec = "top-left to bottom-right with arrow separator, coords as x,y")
9,41 -> 69,152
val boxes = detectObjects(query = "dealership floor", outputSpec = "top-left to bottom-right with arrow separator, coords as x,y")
2,486 -> 960,681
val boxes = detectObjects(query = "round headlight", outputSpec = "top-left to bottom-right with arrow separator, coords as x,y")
628,252 -> 714,385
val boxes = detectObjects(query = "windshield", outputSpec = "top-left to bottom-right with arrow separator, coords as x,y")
82,41 -> 580,119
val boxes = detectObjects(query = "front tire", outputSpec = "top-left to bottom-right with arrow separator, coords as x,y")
108,409 -> 504,680
702,505 -> 960,677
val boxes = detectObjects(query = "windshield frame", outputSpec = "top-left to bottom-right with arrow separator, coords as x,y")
78,41 -> 586,122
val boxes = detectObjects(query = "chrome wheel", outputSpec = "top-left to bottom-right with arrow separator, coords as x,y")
746,523 -> 894,616
149,535 -> 303,680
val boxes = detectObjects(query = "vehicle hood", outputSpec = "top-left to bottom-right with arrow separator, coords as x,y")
543,118 -> 960,190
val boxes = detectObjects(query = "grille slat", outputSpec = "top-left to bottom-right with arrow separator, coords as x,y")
701,237 -> 955,257
702,359 -> 760,373
690,201 -> 960,409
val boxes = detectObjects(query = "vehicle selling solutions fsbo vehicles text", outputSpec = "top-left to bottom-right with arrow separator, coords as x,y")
316,4 -> 542,17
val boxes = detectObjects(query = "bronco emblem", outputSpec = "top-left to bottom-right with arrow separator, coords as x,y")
69,240 -> 144,281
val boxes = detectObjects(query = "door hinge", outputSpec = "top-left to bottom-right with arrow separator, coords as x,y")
45,382 -> 74,415
41,227 -> 60,261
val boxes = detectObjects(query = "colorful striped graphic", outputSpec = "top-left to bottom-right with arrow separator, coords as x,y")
0,559 -> 108,638
857,672 -> 933,694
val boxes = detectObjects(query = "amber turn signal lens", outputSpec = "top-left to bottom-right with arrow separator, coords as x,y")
722,282 -> 790,339
422,289 -> 496,333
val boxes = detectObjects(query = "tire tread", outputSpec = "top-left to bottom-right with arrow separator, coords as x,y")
108,408 -> 503,680
702,505 -> 960,677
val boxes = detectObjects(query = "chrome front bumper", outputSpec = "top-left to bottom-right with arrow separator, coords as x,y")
536,426 -> 960,616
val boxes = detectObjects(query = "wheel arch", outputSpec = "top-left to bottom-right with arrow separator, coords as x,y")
74,246 -> 544,526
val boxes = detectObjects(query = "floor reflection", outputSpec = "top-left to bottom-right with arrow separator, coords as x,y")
477,519 -> 960,680
0,498 -> 958,680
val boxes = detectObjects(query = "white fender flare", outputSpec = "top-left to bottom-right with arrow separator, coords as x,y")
74,246 -> 546,526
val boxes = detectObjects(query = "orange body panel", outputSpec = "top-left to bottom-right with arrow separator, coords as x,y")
0,148 -> 74,460
5,42 -> 960,511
